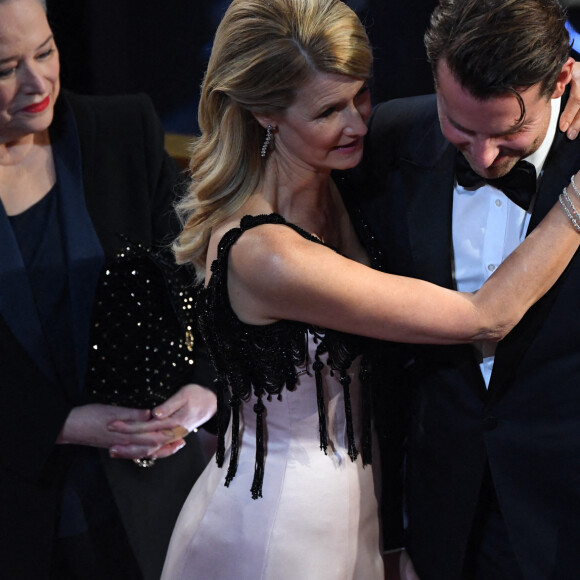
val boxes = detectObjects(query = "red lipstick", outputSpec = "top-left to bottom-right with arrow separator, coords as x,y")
21,95 -> 50,113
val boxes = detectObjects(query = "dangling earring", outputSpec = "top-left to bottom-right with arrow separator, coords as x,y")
260,124 -> 274,158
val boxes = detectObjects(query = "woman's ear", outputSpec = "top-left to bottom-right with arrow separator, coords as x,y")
252,112 -> 274,130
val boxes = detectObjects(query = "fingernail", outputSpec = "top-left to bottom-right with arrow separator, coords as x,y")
561,121 -> 570,132
110,449 -> 119,458
569,128 -> 578,140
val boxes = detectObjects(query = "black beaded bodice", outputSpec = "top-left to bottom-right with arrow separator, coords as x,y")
197,213 -> 384,498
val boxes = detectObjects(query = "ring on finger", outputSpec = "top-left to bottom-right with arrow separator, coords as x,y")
133,457 -> 156,468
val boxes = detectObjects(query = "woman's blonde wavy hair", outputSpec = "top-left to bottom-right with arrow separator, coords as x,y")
173,0 -> 372,281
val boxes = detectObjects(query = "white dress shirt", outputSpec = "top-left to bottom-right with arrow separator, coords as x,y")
452,97 -> 560,387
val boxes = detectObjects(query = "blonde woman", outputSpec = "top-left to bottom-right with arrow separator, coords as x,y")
162,0 -> 580,578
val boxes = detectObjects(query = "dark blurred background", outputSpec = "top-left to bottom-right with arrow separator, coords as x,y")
46,0 -> 580,135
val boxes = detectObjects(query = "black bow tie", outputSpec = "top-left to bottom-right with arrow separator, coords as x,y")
455,153 -> 537,210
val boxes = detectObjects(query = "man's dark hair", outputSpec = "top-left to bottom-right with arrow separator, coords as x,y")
425,0 -> 570,111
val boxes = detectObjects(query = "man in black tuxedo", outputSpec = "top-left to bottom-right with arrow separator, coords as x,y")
349,0 -> 580,577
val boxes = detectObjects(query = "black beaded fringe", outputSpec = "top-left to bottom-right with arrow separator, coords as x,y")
217,357 -> 374,499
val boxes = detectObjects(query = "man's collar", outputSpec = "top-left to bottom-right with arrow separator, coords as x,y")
524,96 -> 561,177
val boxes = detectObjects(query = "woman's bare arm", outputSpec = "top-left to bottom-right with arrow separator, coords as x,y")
226,181 -> 580,345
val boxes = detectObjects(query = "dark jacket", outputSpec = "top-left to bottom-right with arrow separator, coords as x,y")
349,93 -> 580,579
0,91 -> 210,579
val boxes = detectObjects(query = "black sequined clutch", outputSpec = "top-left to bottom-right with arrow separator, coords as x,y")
85,240 -> 198,409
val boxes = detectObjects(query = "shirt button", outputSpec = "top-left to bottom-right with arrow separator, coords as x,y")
483,416 -> 500,431
488,264 -> 496,272
495,199 -> 502,207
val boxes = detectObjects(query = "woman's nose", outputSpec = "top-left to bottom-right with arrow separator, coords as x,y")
344,106 -> 368,137
20,64 -> 47,93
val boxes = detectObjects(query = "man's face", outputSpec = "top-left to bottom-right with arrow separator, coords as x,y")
436,60 -> 555,179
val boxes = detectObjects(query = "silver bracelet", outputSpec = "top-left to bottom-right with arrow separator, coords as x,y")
562,189 -> 580,219
570,174 -> 580,201
559,188 -> 580,233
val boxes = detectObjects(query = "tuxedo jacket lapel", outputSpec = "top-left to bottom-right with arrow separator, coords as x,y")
50,97 -> 104,392
529,113 -> 572,232
489,103 -> 580,399
397,115 -> 457,289
404,159 -> 455,286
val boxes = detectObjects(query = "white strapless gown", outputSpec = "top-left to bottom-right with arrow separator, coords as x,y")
161,336 -> 384,579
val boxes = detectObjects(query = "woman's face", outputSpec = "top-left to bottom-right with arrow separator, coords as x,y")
0,0 -> 60,143
268,71 -> 371,173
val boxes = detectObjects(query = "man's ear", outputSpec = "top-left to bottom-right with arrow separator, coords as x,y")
552,56 -> 575,99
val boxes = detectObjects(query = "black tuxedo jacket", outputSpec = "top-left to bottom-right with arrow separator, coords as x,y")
0,91 -> 209,580
349,94 -> 580,579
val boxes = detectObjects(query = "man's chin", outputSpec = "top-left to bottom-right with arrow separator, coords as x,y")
470,159 -> 519,180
